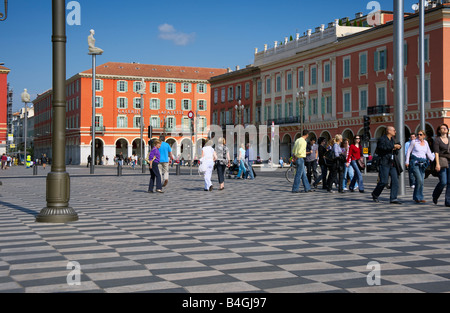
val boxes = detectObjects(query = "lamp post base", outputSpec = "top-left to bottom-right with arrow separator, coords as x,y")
36,171 -> 78,223
36,207 -> 78,223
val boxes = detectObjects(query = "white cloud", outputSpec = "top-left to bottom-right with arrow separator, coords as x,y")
158,23 -> 195,46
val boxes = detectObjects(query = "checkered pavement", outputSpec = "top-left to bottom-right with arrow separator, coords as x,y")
1,165 -> 450,293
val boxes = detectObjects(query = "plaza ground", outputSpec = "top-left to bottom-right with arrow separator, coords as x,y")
1,164 -> 450,293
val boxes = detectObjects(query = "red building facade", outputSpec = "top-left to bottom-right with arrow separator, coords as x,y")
33,62 -> 226,164
0,65 -> 10,154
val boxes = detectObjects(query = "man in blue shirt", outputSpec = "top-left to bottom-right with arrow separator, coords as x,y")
158,136 -> 173,188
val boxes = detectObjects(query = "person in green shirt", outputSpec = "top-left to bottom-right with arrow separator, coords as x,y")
292,130 -> 312,193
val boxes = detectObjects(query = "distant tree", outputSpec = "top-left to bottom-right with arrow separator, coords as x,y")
346,19 -> 351,26
290,35 -> 293,41
338,19 -> 343,26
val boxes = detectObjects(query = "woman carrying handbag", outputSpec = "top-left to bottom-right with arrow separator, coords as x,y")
405,130 -> 435,203
432,124 -> 450,206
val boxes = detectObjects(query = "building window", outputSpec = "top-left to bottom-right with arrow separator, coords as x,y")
182,99 -> 191,111
311,66 -> 317,85
228,86 -> 234,101
95,79 -> 103,91
95,115 -> 103,128
276,75 -> 281,92
324,63 -> 331,82
214,89 -> 218,104
343,91 -> 351,112
150,116 -> 160,128
197,99 -> 207,111
95,96 -> 103,108
150,82 -> 160,94
266,78 -> 271,94
236,85 -> 242,100
245,82 -> 251,98
117,116 -> 127,128
287,73 -> 292,90
359,88 -> 368,111
197,83 -> 206,94
182,83 -> 191,93
150,98 -> 160,110
117,80 -> 128,92
198,117 -> 207,132
298,69 -> 304,88
166,116 -> 175,130
343,57 -> 351,79
377,85 -> 386,106
257,81 -> 262,96
117,97 -> 128,109
182,117 -> 190,132
133,97 -> 141,109
133,116 -> 141,128
166,99 -> 176,110
326,95 -> 332,114
166,83 -> 176,94
374,48 -> 387,71
133,81 -> 143,93
359,52 -> 367,75
221,87 -> 226,102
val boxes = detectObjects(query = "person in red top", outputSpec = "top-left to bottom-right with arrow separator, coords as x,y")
1,154 -> 7,170
346,136 -> 365,193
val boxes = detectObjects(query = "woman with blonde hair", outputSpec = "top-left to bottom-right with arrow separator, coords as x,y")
406,129 -> 435,203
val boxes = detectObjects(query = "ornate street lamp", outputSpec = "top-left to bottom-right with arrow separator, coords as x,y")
0,0 -> 8,21
297,87 -> 308,134
88,29 -> 103,174
136,78 -> 146,173
20,89 -> 30,166
235,99 -> 245,149
36,0 -> 78,223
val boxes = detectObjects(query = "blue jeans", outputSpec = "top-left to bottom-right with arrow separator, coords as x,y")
410,156 -> 427,201
343,163 -> 354,189
349,160 -> 364,191
433,167 -> 450,205
373,163 -> 399,201
236,160 -> 247,178
292,158 -> 311,192
244,160 -> 254,179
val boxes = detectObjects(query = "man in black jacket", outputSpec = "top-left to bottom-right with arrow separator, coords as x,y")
372,126 -> 402,204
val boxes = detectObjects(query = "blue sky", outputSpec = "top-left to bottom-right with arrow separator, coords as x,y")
1,0 -> 418,111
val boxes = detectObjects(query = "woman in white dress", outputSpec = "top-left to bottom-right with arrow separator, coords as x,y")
201,140 -> 217,191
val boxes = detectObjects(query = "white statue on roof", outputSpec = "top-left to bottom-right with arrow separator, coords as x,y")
88,29 -> 104,55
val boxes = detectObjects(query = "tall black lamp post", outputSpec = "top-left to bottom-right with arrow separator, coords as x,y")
36,0 -> 78,223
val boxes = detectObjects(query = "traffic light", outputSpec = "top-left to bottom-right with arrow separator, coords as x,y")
363,115 -> 370,141
148,125 -> 152,138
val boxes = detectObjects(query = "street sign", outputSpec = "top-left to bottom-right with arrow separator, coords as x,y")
188,111 -> 194,119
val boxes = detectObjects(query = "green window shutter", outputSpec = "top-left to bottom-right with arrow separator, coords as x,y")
374,50 -> 379,71
404,43 -> 408,66
117,81 -> 121,92
321,97 -> 325,115
285,103 -> 288,118
308,99 -> 312,115
383,48 -> 387,70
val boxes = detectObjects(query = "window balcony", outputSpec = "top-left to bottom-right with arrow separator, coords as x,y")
367,105 -> 392,116
266,117 -> 301,126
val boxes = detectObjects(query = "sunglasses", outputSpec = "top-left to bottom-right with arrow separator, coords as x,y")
418,133 -> 424,136
355,137 -> 360,140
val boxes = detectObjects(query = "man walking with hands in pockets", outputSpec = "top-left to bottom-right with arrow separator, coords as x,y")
292,130 -> 312,194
